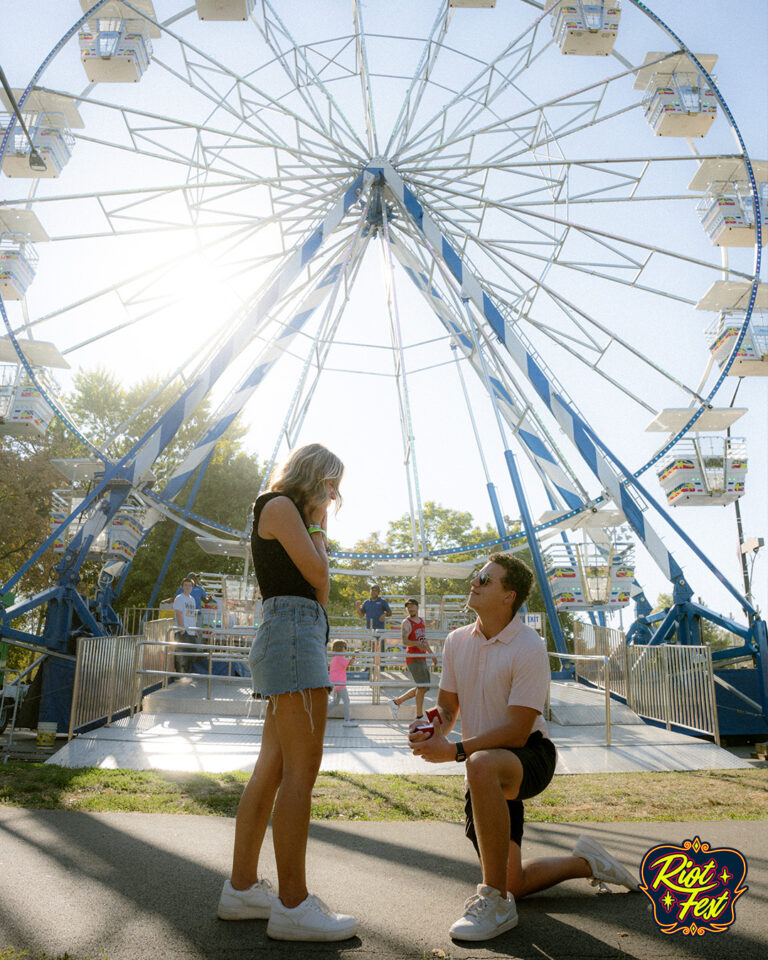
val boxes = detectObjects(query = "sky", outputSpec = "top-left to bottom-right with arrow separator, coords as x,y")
1,0 -> 766,627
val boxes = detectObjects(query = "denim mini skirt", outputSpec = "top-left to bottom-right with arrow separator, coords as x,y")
249,595 -> 330,697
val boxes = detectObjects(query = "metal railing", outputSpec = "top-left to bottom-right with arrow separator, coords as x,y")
68,633 -> 156,739
627,644 -> 720,745
546,652 -> 613,745
571,621 -> 629,700
573,621 -> 720,744
129,632 -> 445,711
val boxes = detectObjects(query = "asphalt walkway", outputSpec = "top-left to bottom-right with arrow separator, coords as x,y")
0,809 -> 764,960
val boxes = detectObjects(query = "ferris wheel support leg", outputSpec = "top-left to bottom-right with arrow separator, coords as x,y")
146,452 -> 216,612
454,296 -> 567,655
502,450 -> 568,658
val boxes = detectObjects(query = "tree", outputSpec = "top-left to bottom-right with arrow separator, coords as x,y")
0,367 -> 260,619
0,437 -> 61,597
326,501 -> 573,650
117,445 -> 265,612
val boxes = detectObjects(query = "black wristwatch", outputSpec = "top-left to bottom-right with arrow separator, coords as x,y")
455,741 -> 467,763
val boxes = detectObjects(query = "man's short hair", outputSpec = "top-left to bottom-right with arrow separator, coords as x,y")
405,598 -> 419,607
488,553 -> 534,618
181,577 -> 194,586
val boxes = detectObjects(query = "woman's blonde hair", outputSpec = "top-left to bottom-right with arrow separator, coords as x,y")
270,443 -> 344,518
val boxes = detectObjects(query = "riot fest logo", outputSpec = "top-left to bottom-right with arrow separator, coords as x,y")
640,836 -> 748,936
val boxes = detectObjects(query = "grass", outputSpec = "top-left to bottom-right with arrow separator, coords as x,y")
0,952 -> 107,960
0,762 -> 766,821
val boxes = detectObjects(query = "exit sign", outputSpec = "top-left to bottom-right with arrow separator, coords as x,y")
522,612 -> 544,631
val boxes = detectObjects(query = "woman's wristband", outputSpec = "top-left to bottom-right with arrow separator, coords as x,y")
307,525 -> 327,538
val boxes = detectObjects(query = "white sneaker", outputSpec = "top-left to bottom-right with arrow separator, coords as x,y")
217,877 -> 276,919
266,893 -> 357,942
449,884 -> 518,941
573,836 -> 639,891
342,720 -> 358,727
388,699 -> 400,721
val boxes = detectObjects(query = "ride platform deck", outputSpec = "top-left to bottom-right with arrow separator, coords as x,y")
47,678 -> 752,774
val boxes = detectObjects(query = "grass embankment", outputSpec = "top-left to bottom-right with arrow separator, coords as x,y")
1,763 -> 766,821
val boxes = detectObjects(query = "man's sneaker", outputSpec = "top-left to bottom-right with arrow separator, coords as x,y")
266,894 -> 357,942
388,699 -> 400,721
449,884 -> 518,941
573,836 -> 639,891
217,877 -> 276,919
342,720 -> 358,727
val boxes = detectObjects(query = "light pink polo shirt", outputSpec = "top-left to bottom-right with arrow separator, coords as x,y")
440,615 -> 550,740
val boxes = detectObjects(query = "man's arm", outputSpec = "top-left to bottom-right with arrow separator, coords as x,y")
383,600 -> 392,619
355,599 -> 366,620
411,703 -> 538,763
173,597 -> 184,630
408,688 -> 459,745
401,618 -> 410,643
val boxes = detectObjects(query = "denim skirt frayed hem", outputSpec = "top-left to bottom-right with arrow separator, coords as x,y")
249,595 -> 330,697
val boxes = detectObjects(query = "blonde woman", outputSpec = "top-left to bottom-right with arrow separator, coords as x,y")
218,443 -> 356,942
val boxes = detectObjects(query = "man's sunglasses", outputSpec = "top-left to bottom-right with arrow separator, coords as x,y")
476,572 -> 493,586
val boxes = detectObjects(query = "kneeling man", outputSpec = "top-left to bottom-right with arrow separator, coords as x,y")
410,553 -> 637,941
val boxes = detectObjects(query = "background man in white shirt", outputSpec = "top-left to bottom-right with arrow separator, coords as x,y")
173,577 -> 198,674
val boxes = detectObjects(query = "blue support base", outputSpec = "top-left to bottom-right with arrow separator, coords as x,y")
625,596 -> 768,737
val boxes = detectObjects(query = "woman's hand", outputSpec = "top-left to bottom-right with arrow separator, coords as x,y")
306,507 -> 328,530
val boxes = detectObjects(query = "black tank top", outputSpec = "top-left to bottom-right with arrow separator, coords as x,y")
251,492 -> 316,601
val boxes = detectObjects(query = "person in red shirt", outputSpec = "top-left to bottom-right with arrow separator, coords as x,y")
388,599 -> 437,721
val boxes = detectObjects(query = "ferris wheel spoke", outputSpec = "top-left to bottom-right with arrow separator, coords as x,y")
126,1 -> 364,164
58,80 -> 359,178
412,201 -> 710,407
384,2 -> 451,157
398,50 -> 663,171
250,0 -> 368,159
387,226 -> 590,510
394,9 -> 550,163
416,178 -> 754,286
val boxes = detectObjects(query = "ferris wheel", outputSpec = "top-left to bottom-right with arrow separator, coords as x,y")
0,1 -> 766,730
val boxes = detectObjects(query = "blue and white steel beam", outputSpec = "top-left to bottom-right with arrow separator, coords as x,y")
387,230 -> 586,514
377,160 -> 682,585
123,174 -> 366,494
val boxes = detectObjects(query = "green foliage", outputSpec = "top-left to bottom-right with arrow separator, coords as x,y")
326,502 -> 573,648
1,367 -> 262,619
117,446 -> 265,612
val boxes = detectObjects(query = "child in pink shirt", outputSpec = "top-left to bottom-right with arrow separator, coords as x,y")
328,639 -> 358,726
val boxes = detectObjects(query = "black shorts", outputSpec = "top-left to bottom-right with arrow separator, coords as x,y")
464,731 -> 557,852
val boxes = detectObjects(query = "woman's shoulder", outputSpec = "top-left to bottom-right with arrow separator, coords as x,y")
257,491 -> 299,514
254,492 -> 302,539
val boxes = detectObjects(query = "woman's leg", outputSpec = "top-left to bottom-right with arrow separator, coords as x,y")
271,686 -> 328,907
230,702 -> 283,889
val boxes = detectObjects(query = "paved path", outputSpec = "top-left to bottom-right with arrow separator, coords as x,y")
0,810 -> 764,960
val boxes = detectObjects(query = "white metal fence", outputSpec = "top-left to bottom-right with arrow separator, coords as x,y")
573,621 -> 720,744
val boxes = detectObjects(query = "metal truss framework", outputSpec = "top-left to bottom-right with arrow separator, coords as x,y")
0,1 -> 765,731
